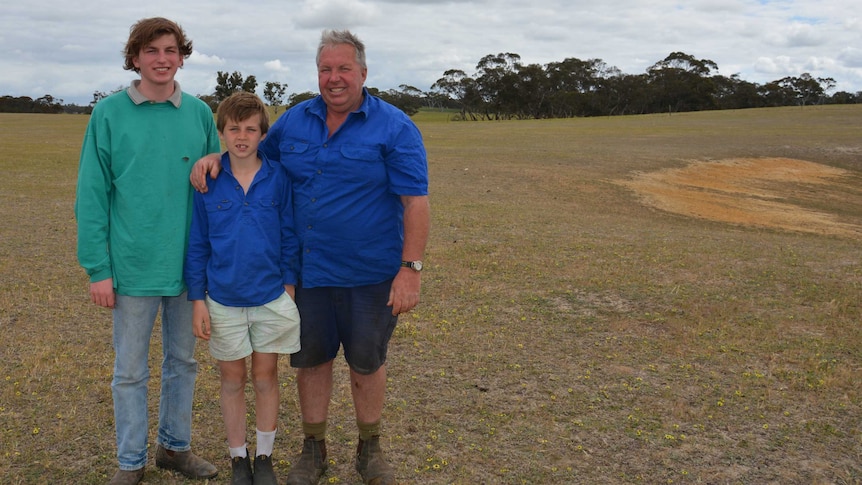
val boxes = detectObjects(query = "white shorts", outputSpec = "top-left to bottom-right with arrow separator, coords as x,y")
206,292 -> 301,361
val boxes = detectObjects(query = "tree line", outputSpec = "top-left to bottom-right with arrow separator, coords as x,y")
2,51 -> 857,117
428,51 -> 855,120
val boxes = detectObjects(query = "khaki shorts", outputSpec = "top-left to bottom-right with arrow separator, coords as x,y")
206,292 -> 301,361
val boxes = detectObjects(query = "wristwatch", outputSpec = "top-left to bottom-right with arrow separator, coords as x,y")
401,260 -> 423,272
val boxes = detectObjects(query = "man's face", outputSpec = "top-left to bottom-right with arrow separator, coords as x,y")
317,43 -> 367,115
133,34 -> 182,88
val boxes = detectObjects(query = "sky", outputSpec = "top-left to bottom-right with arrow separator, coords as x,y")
2,0 -> 861,106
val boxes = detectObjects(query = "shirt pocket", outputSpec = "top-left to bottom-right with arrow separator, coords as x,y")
339,145 -> 386,184
256,198 -> 279,215
205,199 -> 235,237
251,198 -> 280,231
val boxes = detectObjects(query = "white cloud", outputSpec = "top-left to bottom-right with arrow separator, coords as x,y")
187,51 -> 226,67
264,60 -> 292,73
754,56 -> 794,75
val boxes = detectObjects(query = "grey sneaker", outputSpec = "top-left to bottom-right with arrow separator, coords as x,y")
230,453 -> 253,485
154,444 -> 218,479
355,436 -> 395,485
108,467 -> 144,485
285,437 -> 328,485
253,454 -> 278,485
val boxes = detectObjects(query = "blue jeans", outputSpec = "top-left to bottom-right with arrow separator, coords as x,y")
112,294 -> 198,470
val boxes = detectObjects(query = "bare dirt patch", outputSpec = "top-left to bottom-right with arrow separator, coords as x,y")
619,157 -> 862,238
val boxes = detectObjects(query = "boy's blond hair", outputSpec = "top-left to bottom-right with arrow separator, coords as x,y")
217,92 -> 270,134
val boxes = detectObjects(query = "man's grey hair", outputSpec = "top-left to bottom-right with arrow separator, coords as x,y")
317,29 -> 367,69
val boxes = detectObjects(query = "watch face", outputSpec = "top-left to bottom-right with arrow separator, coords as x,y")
413,261 -> 423,271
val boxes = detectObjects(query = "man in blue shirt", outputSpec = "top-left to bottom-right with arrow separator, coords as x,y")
192,30 -> 430,485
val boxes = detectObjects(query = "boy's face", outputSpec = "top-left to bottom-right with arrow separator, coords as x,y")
133,33 -> 182,89
219,114 -> 265,161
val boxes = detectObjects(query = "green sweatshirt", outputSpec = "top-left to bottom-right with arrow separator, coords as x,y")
75,85 -> 220,296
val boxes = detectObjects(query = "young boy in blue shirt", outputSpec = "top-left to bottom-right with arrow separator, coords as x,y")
184,92 -> 301,485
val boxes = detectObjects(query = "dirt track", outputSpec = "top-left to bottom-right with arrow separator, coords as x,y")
620,157 -> 862,238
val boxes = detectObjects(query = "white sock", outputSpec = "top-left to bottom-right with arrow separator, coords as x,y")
256,428 -> 277,457
229,444 -> 248,458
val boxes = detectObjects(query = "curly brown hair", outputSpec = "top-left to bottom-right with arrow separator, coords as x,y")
123,17 -> 193,72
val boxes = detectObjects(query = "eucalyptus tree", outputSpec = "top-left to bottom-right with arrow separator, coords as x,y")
474,52 -> 522,119
647,52 -> 719,112
715,74 -> 764,110
215,71 -> 258,102
544,57 -> 625,116
777,73 -> 835,106
431,69 -> 480,120
263,81 -> 287,112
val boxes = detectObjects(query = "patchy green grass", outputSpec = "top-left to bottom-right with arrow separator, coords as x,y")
1,105 -> 861,484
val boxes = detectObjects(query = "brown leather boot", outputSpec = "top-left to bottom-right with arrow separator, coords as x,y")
108,468 -> 144,485
285,437 -> 328,485
154,444 -> 218,479
355,436 -> 395,485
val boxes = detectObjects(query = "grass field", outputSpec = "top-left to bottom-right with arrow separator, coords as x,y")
1,105 -> 861,484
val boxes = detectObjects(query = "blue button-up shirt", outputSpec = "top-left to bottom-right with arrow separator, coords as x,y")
185,151 -> 299,305
261,89 -> 428,288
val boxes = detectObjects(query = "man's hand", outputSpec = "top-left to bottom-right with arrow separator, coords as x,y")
89,278 -> 115,309
388,268 -> 421,316
190,153 -> 223,193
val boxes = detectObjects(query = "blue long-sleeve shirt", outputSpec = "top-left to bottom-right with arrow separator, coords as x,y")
184,151 -> 299,306
260,89 -> 428,288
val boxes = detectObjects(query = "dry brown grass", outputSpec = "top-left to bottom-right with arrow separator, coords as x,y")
1,105 -> 861,484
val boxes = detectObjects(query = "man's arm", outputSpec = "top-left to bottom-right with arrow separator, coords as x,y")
388,195 -> 430,315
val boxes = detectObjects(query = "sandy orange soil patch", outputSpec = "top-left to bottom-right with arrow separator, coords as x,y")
618,157 -> 862,238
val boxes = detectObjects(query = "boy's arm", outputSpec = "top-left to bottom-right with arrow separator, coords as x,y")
184,191 -> 211,301
89,278 -> 115,309
279,172 -> 300,291
191,105 -> 223,193
190,153 -> 223,193
191,300 -> 211,340
75,115 -> 115,307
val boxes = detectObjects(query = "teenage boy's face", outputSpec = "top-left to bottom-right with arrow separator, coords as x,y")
219,114 -> 265,160
133,34 -> 182,88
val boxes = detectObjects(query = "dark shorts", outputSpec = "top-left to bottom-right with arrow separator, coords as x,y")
290,279 -> 398,374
